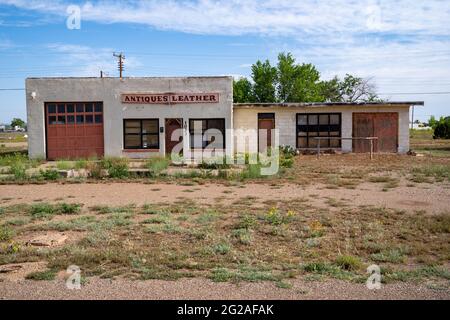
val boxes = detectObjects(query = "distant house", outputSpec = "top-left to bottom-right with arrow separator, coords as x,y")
0,124 -> 5,132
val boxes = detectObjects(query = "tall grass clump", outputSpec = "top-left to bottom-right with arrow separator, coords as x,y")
101,157 -> 129,179
146,157 -> 169,176
10,162 -> 27,180
56,160 -> 73,170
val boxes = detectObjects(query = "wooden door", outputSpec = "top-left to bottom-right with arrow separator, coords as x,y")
353,113 -> 398,153
258,114 -> 275,153
165,118 -> 183,155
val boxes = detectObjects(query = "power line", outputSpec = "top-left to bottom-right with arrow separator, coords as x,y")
379,91 -> 450,95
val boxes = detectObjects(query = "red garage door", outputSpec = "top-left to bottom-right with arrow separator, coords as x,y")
353,113 -> 398,153
45,102 -> 104,160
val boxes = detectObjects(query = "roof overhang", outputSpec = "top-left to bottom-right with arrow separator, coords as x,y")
233,102 -> 424,109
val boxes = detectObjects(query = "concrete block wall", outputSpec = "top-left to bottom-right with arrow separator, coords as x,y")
233,105 -> 411,154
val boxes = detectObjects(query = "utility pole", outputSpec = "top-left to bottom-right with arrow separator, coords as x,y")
113,52 -> 125,79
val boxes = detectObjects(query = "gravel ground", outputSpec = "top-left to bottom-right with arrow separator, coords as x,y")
0,278 -> 449,300
0,181 -> 449,214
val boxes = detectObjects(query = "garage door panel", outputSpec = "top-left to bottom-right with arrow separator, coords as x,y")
46,102 -> 104,160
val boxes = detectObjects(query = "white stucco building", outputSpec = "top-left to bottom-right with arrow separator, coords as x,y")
25,76 -> 423,160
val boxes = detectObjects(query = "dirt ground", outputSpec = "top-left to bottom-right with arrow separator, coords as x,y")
0,277 -> 448,300
0,180 -> 449,214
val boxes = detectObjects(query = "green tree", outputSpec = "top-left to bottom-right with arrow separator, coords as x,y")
251,60 -> 277,103
326,74 -> 381,103
11,118 -> 26,128
233,77 -> 254,103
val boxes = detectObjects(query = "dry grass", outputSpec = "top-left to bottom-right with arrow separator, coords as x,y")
0,197 -> 448,284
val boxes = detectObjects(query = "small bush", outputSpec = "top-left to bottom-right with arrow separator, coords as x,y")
10,162 -> 27,180
0,225 -> 14,241
213,242 -> 231,255
86,161 -> 103,179
30,203 -> 55,219
231,228 -> 252,245
25,269 -> 56,281
102,157 -> 129,179
56,161 -> 73,170
241,164 -> 263,179
146,157 -> 169,176
433,120 -> 450,139
58,203 -> 82,215
265,208 -> 284,225
335,255 -> 363,271
40,169 -> 59,181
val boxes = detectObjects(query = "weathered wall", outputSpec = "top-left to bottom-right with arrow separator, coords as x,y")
26,77 -> 233,159
233,105 -> 411,154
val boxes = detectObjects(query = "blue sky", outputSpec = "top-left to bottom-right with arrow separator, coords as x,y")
0,0 -> 449,123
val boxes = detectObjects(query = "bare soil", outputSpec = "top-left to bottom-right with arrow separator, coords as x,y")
0,277 -> 448,300
0,181 -> 448,214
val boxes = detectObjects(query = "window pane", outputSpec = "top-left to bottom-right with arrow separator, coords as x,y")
330,139 -> 341,148
309,138 -> 318,148
207,119 -> 225,132
142,135 -> 159,148
67,115 -> 75,124
47,104 -> 56,114
330,131 -> 340,136
95,115 -> 103,124
190,120 -> 204,133
85,103 -> 93,112
319,139 -> 329,148
308,115 -> 318,125
330,114 -> 340,125
57,104 -> 65,113
86,115 -> 94,124
297,115 -> 307,125
76,115 -> 84,124
57,116 -> 66,124
298,137 -> 307,148
142,120 -> 158,134
298,131 -> 307,137
76,103 -> 84,113
66,104 -> 74,113
49,116 -> 57,124
125,135 -> 141,148
94,103 -> 103,112
125,120 -> 141,134
319,114 -> 329,125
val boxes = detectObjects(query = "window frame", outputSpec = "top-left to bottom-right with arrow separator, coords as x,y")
296,113 -> 342,149
123,118 -> 160,150
188,118 -> 226,150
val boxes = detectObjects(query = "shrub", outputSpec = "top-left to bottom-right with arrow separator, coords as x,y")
198,157 -> 231,170
265,207 -> 284,225
40,169 -> 59,181
335,255 -> 363,271
102,157 -> 129,179
56,160 -> 73,170
30,203 -> 55,219
86,161 -> 103,179
25,269 -> 57,281
0,225 -> 14,241
241,164 -> 263,179
10,162 -> 27,180
146,157 -> 169,176
213,242 -> 231,255
58,203 -> 82,215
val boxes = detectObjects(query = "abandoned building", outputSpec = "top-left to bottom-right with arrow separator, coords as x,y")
25,76 -> 424,160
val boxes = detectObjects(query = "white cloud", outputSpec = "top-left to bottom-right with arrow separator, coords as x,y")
1,0 -> 449,36
46,43 -> 142,77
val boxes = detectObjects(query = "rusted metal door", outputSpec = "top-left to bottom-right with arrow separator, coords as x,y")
258,113 -> 275,153
45,102 -> 104,160
165,118 -> 183,155
353,113 -> 398,153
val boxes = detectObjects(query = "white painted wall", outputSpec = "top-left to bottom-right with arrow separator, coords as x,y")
26,77 -> 233,159
233,105 -> 411,154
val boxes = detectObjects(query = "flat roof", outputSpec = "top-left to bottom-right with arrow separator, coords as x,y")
26,76 -> 232,80
234,101 -> 424,108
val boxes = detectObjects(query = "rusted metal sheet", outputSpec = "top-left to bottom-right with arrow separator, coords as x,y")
353,113 -> 398,153
46,102 -> 104,160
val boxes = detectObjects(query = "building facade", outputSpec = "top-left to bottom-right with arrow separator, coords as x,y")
26,76 -> 423,160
